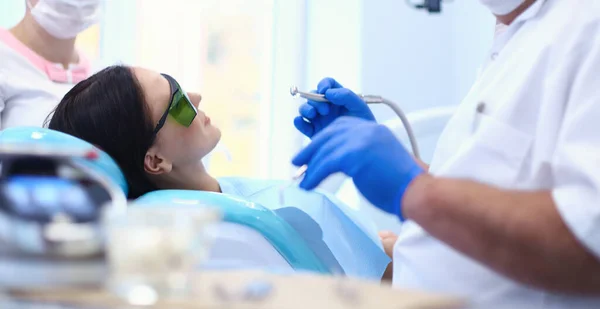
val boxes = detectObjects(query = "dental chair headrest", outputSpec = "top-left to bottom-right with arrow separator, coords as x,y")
0,127 -> 128,195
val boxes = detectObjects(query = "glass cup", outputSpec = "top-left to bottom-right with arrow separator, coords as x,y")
103,205 -> 221,305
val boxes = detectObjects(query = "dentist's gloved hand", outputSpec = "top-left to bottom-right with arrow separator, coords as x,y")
294,78 -> 376,138
292,117 -> 424,220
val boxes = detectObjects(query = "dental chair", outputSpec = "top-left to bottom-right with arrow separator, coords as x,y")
335,106 -> 457,232
0,127 -> 329,288
135,191 -> 329,273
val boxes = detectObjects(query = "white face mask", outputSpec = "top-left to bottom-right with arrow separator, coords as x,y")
28,0 -> 102,39
479,0 -> 525,15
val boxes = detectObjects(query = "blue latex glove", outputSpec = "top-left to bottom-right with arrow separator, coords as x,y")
294,78 -> 376,138
292,117 -> 424,220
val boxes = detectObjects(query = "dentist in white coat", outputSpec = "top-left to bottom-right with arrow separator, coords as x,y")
292,0 -> 600,307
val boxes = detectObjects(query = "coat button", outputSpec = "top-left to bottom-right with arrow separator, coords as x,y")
476,102 -> 486,113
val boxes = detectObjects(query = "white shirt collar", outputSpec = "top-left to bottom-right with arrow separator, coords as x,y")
489,0 -> 550,56
512,0 -> 547,24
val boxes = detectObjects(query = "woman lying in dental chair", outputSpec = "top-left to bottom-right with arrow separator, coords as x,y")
44,65 -> 390,280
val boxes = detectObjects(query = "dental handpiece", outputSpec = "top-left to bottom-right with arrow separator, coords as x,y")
290,86 -> 382,104
290,86 -> 421,161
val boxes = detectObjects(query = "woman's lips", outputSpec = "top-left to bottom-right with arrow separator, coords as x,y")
204,116 -> 211,125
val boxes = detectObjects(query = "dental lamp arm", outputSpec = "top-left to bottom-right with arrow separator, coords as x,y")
402,176 -> 600,295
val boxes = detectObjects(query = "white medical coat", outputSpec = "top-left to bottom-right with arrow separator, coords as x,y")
0,29 -> 83,129
393,0 -> 600,307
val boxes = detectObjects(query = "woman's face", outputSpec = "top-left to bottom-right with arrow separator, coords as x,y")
133,67 -> 221,170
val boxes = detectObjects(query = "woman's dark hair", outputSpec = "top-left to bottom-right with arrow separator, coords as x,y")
46,65 -> 158,199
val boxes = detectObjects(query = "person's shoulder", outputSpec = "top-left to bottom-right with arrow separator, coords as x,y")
546,0 -> 600,31
0,37 -> 34,75
580,0 -> 600,18
560,0 -> 600,59
535,0 -> 600,67
0,39 -> 17,67
0,39 -> 15,94
572,0 -> 600,29
0,29 -> 20,58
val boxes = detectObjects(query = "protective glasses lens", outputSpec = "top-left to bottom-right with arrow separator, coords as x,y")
154,74 -> 198,134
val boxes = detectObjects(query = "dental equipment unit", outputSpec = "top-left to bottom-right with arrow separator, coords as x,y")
0,138 -> 128,289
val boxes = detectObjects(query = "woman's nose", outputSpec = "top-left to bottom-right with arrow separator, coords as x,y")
187,92 -> 202,108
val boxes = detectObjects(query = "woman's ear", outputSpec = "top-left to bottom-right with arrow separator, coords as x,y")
144,149 -> 172,175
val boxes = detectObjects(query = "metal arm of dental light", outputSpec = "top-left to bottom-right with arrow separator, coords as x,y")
406,0 -> 443,13
290,87 -> 421,160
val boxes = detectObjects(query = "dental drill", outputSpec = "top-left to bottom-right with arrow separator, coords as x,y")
279,87 -> 421,205
290,86 -> 421,160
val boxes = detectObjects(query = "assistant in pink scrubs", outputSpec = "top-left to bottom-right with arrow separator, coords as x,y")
0,0 -> 102,129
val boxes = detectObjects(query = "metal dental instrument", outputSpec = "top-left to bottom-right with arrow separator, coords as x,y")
291,164 -> 308,180
290,86 -> 421,160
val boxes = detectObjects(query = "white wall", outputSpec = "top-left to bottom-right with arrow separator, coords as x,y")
98,0 -> 137,67
305,0 -> 363,92
300,0 -> 363,191
265,0 -> 310,180
447,1 -> 496,102
0,0 -> 24,29
361,0 -> 495,122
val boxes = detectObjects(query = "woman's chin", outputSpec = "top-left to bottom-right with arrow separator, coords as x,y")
212,127 -> 222,146
214,126 -> 222,139
207,132 -> 223,155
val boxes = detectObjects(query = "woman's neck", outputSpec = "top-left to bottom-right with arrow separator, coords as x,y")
152,162 -> 222,193
10,14 -> 78,69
